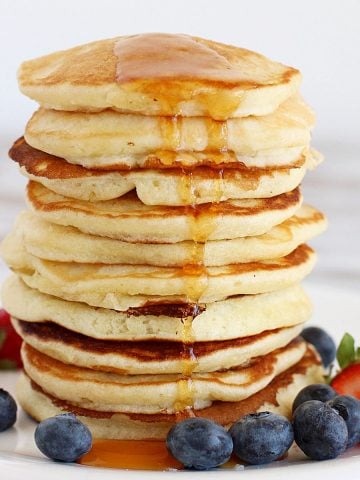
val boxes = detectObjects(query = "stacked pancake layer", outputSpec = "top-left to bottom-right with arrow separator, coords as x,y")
1,33 -> 326,439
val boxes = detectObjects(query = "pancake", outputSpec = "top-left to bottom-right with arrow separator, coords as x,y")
2,236 -> 316,306
16,144 -> 313,171
16,345 -> 323,438
13,319 -> 303,374
17,33 -> 301,119
11,138 -> 310,205
2,277 -> 312,342
20,339 -> 307,413
26,182 -> 303,242
24,96 -> 314,170
12,206 -> 326,266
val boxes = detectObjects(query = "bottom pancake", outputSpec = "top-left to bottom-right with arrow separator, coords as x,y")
17,345 -> 323,439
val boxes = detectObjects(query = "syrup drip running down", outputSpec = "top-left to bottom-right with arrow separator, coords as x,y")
157,106 -> 230,156
173,161 -> 223,413
152,109 -> 228,414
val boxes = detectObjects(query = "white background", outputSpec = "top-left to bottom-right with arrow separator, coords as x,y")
0,0 -> 360,287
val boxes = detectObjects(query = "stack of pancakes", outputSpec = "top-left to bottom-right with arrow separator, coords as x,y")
1,34 -> 327,439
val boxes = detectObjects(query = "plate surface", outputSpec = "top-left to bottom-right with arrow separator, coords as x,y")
0,281 -> 359,479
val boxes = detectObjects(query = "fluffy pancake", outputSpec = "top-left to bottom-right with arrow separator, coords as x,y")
11,138 -> 309,205
12,206 -> 326,266
24,96 -> 314,170
21,339 -> 307,413
26,182 -> 303,242
13,319 -> 303,374
17,145 -> 313,171
2,235 -> 316,306
2,277 -> 312,342
18,33 -> 301,119
16,346 -> 323,438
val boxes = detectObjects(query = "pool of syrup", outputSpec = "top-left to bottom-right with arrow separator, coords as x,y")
78,439 -> 242,471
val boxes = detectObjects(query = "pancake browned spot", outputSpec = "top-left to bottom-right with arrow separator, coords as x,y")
10,137 -> 307,175
27,181 -> 302,218
14,319 -> 301,359
24,345 -> 321,426
25,181 -> 304,243
10,137 -> 310,206
20,339 -> 308,414
2,277 -> 313,343
9,137 -> 107,179
13,318 -> 304,374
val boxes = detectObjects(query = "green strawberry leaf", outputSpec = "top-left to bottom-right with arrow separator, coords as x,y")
0,329 -> 6,349
0,359 -> 17,370
337,333 -> 356,369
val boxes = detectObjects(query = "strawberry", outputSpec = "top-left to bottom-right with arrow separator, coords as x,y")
0,308 -> 23,369
330,333 -> 360,400
331,364 -> 360,399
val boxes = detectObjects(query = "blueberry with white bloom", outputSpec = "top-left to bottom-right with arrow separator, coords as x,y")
35,413 -> 92,462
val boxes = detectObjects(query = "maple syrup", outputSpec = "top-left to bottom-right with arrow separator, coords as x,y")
114,33 -> 241,84
78,439 -> 245,470
113,33 -> 247,120
78,439 -> 183,470
144,150 -> 239,169
205,117 -> 229,152
172,158 -> 222,412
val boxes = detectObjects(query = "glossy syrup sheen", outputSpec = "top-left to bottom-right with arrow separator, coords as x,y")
174,156 -> 217,410
114,33 -> 249,83
113,33 -> 250,119
79,439 -> 183,470
78,439 -> 243,470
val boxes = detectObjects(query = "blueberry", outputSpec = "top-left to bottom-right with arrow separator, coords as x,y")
166,418 -> 232,470
301,327 -> 336,367
292,384 -> 337,412
35,413 -> 92,462
293,400 -> 348,460
229,412 -> 294,465
328,395 -> 360,448
0,389 -> 17,432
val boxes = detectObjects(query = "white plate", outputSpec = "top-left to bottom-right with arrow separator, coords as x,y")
1,281 -> 360,480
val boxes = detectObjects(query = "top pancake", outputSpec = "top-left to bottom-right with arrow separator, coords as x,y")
18,34 -> 301,120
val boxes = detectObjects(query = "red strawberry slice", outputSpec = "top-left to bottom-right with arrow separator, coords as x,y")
329,332 -> 360,400
0,308 -> 23,369
331,363 -> 360,400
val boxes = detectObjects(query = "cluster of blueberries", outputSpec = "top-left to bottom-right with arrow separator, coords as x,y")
0,384 -> 359,468
167,384 -> 360,469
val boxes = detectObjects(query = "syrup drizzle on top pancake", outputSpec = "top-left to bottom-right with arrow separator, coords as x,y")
113,34 -> 247,119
